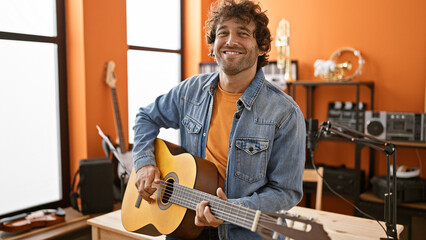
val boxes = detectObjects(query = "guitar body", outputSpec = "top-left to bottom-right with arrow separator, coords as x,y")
121,139 -> 220,239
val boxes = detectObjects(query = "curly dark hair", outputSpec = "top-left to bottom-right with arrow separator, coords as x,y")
205,0 -> 272,69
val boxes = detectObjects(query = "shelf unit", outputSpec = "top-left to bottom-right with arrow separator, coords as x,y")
286,80 -> 375,130
357,142 -> 426,240
287,80 -> 426,239
286,80 -> 375,207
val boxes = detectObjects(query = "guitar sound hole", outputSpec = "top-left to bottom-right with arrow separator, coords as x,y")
161,178 -> 175,204
157,172 -> 178,210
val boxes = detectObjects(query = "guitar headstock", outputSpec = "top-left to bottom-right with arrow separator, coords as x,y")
257,211 -> 330,240
105,61 -> 117,88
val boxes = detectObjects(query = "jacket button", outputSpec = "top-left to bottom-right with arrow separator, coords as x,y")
236,113 -> 240,119
249,147 -> 254,152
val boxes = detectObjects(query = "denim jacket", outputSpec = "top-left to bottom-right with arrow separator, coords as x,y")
133,69 -> 306,240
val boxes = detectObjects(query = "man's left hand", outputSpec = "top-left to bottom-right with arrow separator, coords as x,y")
194,187 -> 227,228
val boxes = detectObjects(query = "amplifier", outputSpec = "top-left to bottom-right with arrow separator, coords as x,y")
365,111 -> 425,142
323,166 -> 365,195
304,165 -> 365,195
70,158 -> 114,215
371,176 -> 426,202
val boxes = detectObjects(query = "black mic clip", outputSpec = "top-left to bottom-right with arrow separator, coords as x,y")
320,120 -> 331,133
305,118 -> 319,152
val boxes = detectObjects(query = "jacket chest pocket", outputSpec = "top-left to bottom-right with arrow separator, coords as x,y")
234,138 -> 269,183
182,115 -> 202,154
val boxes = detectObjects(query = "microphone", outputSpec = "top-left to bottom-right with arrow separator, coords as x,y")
305,118 -> 319,152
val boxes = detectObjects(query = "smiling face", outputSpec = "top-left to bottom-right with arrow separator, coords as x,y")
213,18 -> 262,76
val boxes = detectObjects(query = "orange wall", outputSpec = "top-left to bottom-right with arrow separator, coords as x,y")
66,0 -> 426,215
66,0 -> 87,179
66,0 -> 128,180
258,0 -> 426,183
191,0 -> 426,113
186,0 -> 426,214
183,1 -> 202,79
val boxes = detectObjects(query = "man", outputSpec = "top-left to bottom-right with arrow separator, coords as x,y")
132,0 -> 306,239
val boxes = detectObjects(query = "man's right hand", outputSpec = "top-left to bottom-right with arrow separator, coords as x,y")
134,165 -> 161,204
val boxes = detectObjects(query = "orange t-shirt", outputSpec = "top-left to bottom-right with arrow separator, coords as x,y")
205,85 -> 243,186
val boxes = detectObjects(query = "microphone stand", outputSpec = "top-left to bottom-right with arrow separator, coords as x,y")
317,120 -> 398,240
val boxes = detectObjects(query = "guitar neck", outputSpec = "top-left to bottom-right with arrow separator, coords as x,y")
164,182 -> 331,240
167,182 -> 259,231
111,87 -> 126,152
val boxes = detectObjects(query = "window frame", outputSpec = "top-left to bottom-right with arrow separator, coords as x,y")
0,0 -> 69,219
126,0 -> 184,145
127,0 -> 184,84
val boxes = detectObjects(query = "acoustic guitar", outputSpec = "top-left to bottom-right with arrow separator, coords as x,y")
121,139 -> 330,240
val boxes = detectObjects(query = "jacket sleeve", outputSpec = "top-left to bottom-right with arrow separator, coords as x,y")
132,81 -> 187,172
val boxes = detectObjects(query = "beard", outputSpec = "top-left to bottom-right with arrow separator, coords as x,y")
215,47 -> 259,76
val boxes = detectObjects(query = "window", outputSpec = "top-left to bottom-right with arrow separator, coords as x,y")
126,0 -> 182,145
0,0 -> 68,217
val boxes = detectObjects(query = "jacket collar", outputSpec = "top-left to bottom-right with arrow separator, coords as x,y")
202,69 -> 265,111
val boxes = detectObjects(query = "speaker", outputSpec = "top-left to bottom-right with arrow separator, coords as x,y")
70,158 -> 114,215
365,111 -> 387,140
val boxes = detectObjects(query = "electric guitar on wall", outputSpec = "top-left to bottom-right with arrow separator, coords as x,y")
121,139 -> 330,240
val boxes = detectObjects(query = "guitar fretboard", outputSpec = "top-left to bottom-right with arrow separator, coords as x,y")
111,87 -> 126,152
162,181 -> 258,230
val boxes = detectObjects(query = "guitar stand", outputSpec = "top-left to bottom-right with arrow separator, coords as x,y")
120,172 -> 128,201
318,121 -> 398,240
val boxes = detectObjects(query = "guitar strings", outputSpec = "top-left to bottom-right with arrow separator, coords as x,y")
152,180 -> 317,239
167,184 -> 303,238
157,180 -> 257,229
162,180 -> 256,229
159,180 -> 288,225
156,180 -> 285,230
158,180 -> 302,225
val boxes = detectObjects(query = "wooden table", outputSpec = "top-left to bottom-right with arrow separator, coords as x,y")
87,207 -> 404,240
88,210 -> 164,240
289,206 -> 404,240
